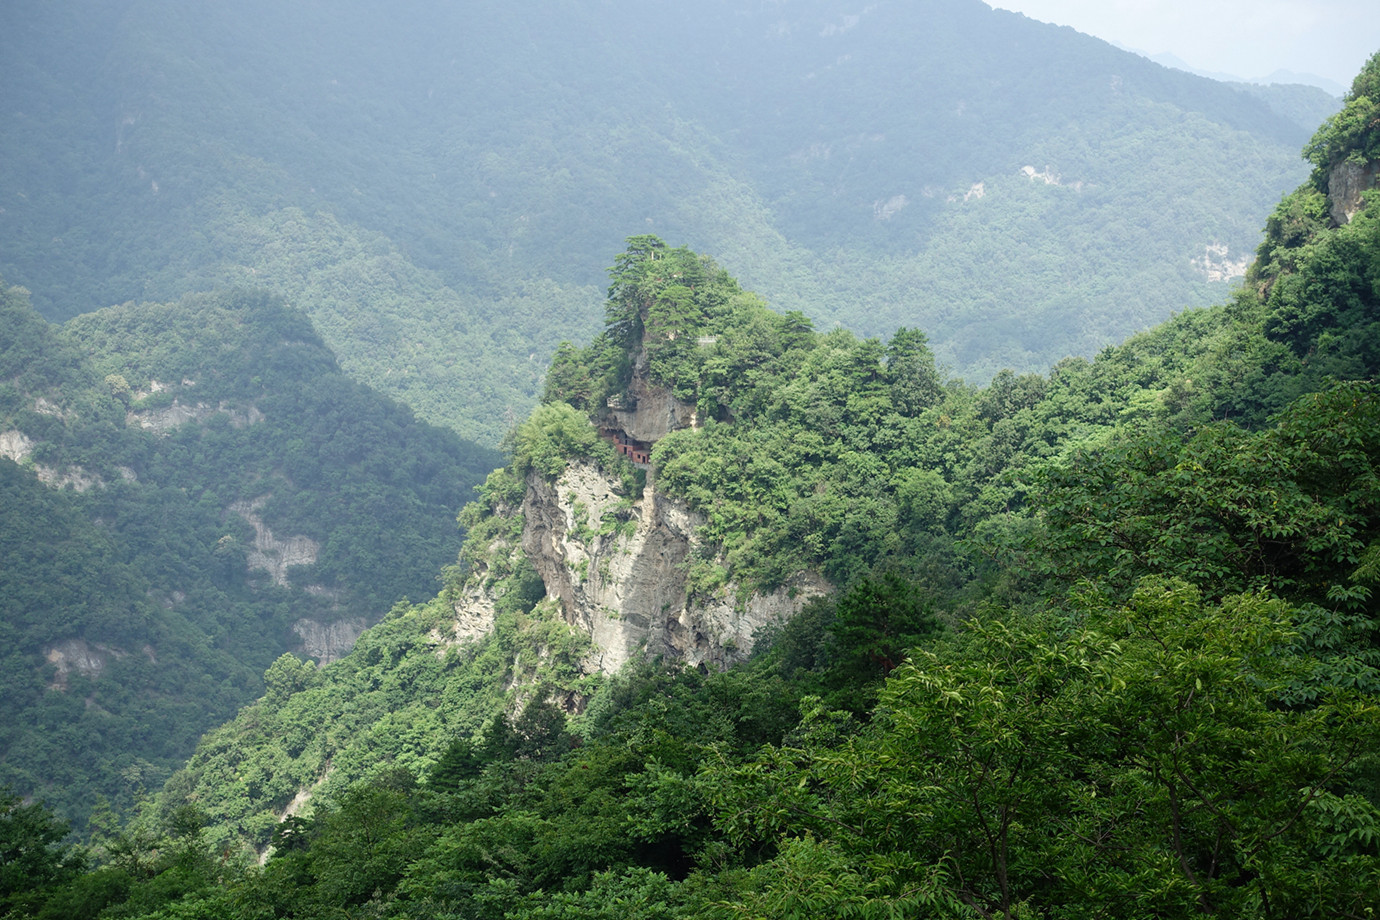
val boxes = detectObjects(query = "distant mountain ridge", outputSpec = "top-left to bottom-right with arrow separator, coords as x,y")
0,0 -> 1341,440
1141,50 -> 1347,97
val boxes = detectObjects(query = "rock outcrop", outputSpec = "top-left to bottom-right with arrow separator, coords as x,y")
229,497 -> 320,587
1192,242 -> 1250,283
2,428 -> 106,490
0,429 -> 33,464
452,333 -> 828,679
444,579 -> 503,646
446,456 -> 826,678
1328,159 -> 1380,226
128,399 -> 264,434
292,618 -> 367,664
45,638 -> 126,690
519,461 -> 826,674
602,349 -> 697,444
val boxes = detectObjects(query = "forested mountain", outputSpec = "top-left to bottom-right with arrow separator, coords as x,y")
9,56 -> 1375,919
0,285 -> 498,828
0,0 -> 1337,441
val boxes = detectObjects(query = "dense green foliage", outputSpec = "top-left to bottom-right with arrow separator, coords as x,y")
0,789 -> 85,919
1034,383 -> 1380,601
1305,52 -> 1380,171
147,588 -> 596,860
712,583 -> 1380,919
0,0 -> 1335,439
8,49 -> 1380,920
0,285 -> 497,829
63,291 -> 498,613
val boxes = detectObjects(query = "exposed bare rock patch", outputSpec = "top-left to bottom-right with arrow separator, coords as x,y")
32,397 -> 69,418
951,181 -> 985,202
1192,242 -> 1250,283
3,432 -> 104,490
34,465 -> 103,491
439,581 -> 500,650
0,429 -> 33,463
292,618 -> 367,663
1020,165 -> 1084,191
45,639 -> 127,690
602,350 -> 698,443
128,399 -> 264,434
521,461 -> 827,674
261,764 -> 334,864
229,497 -> 320,586
873,194 -> 908,220
1328,159 -> 1379,226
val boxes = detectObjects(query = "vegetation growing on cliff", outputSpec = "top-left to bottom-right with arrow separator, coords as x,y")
1305,51 -> 1380,172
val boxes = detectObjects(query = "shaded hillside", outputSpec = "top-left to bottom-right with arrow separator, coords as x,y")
0,284 -> 498,827
0,0 -> 1337,439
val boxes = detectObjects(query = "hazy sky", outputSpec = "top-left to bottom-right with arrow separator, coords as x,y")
984,1 -> 1379,91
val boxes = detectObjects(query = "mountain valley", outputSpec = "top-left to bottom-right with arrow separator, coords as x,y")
2,4 -> 1379,918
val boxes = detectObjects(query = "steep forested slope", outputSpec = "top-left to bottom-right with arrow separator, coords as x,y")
0,284 -> 498,828
0,0 -> 1335,440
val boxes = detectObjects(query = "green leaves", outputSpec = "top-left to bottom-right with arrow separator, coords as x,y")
707,581 -> 1380,919
0,789 -> 85,916
0,288 -> 498,830
1304,51 -> 1380,170
825,571 -> 940,690
604,235 -> 668,348
1032,382 -> 1380,602
512,402 -> 616,480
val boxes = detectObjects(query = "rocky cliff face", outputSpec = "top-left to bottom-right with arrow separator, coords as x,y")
127,399 -> 264,434
2,427 -> 127,491
1328,159 -> 1379,226
229,497 -> 321,587
602,349 -> 698,444
449,341 -> 828,679
292,617 -> 367,664
456,459 -> 826,677
125,379 -> 265,434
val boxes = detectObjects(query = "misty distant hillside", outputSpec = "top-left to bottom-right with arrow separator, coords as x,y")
0,0 -> 1337,440
0,284 -> 498,825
